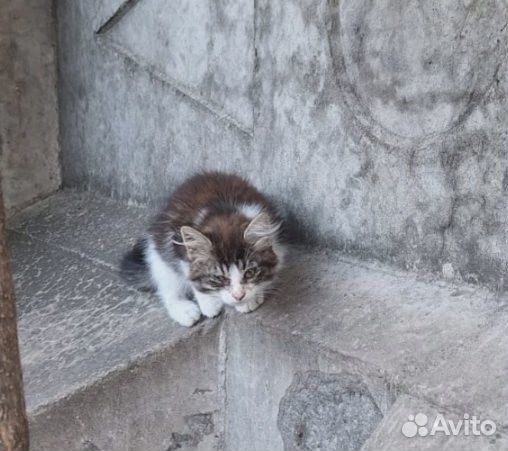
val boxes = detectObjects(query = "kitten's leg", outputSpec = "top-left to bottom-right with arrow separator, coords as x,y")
235,292 -> 265,313
193,289 -> 224,318
146,240 -> 201,327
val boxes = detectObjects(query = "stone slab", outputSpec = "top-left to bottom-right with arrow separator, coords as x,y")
224,319 -> 397,451
30,323 -> 223,451
9,190 -> 152,269
225,247 -> 507,449
100,0 -> 254,130
8,191 -> 220,414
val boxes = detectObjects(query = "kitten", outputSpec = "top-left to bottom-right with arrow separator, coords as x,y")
121,172 -> 285,327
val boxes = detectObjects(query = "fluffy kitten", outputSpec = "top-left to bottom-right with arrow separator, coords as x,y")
121,172 -> 285,327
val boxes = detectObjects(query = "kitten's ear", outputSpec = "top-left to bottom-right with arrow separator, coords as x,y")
180,226 -> 212,260
244,212 -> 281,250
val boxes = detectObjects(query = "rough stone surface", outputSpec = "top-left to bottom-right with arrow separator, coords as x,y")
225,247 -> 507,450
8,191 -> 508,450
0,0 -> 60,213
334,0 -> 506,144
56,0 -> 251,209
98,0 -> 254,131
278,371 -> 383,451
56,0 -> 508,290
29,329 -> 221,451
7,191 -> 221,421
9,190 -> 154,268
224,313 -> 397,451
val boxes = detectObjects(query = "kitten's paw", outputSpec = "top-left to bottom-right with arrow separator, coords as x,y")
235,295 -> 265,313
199,297 -> 224,318
168,300 -> 201,327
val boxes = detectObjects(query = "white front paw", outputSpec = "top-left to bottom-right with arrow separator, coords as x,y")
168,300 -> 201,327
199,298 -> 224,318
235,295 -> 265,313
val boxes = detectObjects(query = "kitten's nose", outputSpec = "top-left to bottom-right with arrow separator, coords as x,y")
232,290 -> 246,301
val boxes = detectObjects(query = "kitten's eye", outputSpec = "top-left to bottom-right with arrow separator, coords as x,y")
209,275 -> 228,287
243,268 -> 257,280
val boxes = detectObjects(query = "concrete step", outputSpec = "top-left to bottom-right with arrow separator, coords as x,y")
226,251 -> 508,450
225,251 -> 507,450
8,191 -> 223,451
8,190 -> 507,451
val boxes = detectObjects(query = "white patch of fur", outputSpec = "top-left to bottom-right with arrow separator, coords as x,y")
179,260 -> 190,278
145,239 -> 200,327
235,292 -> 265,313
166,300 -> 202,327
238,203 -> 263,219
193,288 -> 223,318
230,264 -> 242,290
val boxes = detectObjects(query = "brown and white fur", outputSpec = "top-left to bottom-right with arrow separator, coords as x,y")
121,172 -> 285,327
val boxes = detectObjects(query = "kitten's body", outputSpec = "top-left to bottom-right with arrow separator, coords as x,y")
121,172 -> 285,326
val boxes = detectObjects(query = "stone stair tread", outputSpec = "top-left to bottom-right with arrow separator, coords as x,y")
240,248 -> 508,425
8,191 -> 214,414
8,190 -> 152,269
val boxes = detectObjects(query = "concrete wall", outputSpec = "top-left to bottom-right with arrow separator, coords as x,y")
57,0 -> 508,291
0,0 -> 60,213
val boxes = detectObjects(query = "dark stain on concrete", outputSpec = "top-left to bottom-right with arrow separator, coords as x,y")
277,371 -> 383,451
165,412 -> 214,451
81,440 -> 100,451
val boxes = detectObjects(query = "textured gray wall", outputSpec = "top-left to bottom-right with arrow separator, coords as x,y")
0,0 -> 60,213
57,0 -> 508,291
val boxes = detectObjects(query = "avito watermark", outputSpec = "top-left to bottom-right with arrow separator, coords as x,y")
402,413 -> 496,438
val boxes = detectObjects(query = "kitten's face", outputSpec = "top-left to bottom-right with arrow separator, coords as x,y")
180,212 -> 281,306
187,250 -> 277,305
